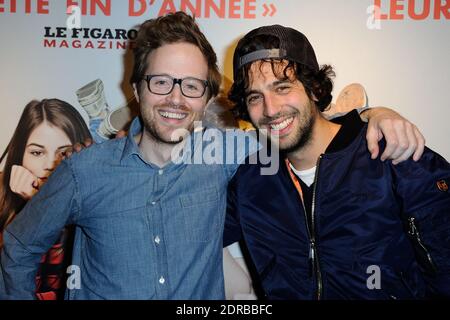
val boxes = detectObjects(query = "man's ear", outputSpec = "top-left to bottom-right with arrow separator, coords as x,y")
132,83 -> 140,103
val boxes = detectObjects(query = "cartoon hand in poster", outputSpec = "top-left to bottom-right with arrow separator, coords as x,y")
9,164 -> 41,200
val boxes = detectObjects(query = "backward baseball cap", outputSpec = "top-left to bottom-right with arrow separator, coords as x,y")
233,25 -> 320,80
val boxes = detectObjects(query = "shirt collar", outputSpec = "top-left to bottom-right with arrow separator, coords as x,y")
120,117 -> 144,164
119,117 -> 202,168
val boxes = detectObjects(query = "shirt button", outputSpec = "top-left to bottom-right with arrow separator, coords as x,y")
159,276 -> 165,285
154,236 -> 161,245
151,201 -> 156,205
158,170 -> 164,175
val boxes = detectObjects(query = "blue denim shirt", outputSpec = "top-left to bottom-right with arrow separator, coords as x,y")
0,118 -> 258,300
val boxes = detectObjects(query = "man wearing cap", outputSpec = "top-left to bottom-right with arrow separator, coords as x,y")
224,25 -> 450,299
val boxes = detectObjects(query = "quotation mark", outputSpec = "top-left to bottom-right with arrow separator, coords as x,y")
262,3 -> 276,17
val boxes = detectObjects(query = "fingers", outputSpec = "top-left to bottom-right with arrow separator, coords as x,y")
365,107 -> 426,164
84,138 -> 93,147
392,123 -> 417,165
383,120 -> 409,162
73,143 -> 84,153
379,121 -> 425,164
9,165 -> 39,200
412,125 -> 425,162
366,124 -> 381,160
65,148 -> 73,159
72,138 -> 94,154
115,130 -> 127,139
378,119 -> 402,162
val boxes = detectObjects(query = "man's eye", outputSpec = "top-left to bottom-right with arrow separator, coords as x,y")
185,84 -> 199,91
155,80 -> 169,86
275,86 -> 291,94
246,95 -> 262,105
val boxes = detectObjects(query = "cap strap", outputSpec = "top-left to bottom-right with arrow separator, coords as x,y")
238,48 -> 287,69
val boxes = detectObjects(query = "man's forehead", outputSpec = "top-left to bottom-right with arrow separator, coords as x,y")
146,42 -> 208,78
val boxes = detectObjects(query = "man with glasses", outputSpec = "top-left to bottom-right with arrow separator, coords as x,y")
0,12 -> 427,300
1,11 -> 230,300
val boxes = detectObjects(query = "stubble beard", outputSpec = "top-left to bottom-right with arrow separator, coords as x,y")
140,103 -> 196,145
280,108 -> 316,154
255,101 -> 317,155
142,116 -> 182,145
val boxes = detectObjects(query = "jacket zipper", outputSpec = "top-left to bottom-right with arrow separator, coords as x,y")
311,155 -> 323,300
291,155 -> 324,299
408,217 -> 438,272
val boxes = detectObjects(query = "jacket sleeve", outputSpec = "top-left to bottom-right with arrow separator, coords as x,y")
0,160 -> 81,300
392,147 -> 450,297
224,168 -> 244,248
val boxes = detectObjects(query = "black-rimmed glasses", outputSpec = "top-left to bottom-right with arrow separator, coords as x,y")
142,74 -> 209,98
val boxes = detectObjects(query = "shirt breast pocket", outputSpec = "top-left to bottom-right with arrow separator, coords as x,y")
179,187 -> 222,242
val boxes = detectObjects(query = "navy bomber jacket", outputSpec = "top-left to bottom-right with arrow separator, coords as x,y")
224,111 -> 450,299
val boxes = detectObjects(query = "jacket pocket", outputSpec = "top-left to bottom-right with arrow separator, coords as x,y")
405,216 -> 439,275
409,206 -> 450,274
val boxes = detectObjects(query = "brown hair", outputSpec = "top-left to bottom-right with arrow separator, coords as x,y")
229,34 -> 334,121
130,11 -> 221,100
0,99 -> 92,232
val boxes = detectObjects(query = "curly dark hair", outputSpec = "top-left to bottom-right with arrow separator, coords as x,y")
130,11 -> 221,100
229,34 -> 335,121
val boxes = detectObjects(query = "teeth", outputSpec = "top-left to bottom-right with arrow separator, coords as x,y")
270,117 -> 293,131
159,111 -> 187,120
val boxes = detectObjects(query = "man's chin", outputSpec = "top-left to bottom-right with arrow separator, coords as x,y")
157,132 -> 186,145
161,137 -> 184,145
144,126 -> 187,145
266,131 -> 299,152
275,141 -> 295,153
278,132 -> 312,154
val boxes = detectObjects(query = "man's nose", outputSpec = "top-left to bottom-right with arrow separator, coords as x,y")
166,83 -> 184,106
263,93 -> 281,118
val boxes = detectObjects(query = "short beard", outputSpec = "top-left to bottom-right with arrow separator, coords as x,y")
252,103 -> 316,155
140,102 -> 190,145
280,113 -> 315,154
142,120 -> 182,145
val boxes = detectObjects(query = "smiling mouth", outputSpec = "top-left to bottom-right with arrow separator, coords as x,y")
268,117 -> 294,131
158,110 -> 188,120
